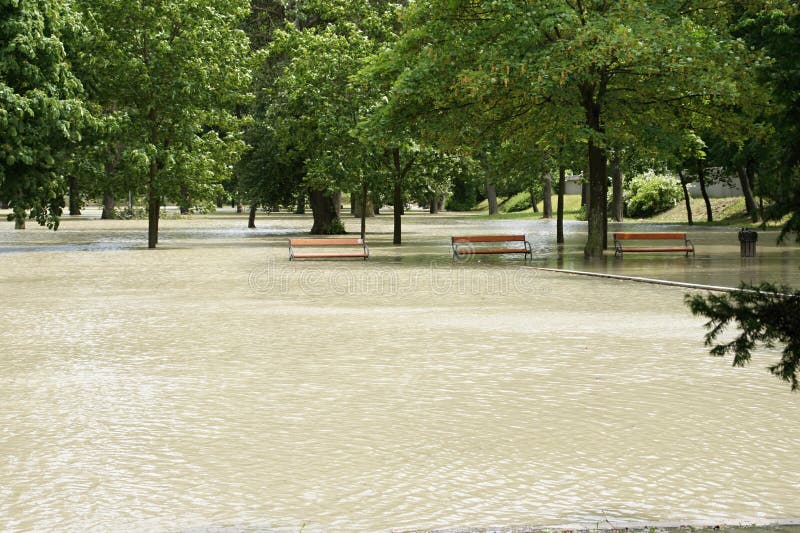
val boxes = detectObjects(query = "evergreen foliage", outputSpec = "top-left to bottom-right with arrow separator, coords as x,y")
686,285 -> 800,391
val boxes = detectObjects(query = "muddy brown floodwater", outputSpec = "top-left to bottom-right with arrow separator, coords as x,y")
1,210 -> 799,532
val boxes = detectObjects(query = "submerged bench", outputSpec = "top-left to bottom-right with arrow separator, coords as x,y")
288,237 -> 369,260
451,235 -> 532,260
613,232 -> 695,257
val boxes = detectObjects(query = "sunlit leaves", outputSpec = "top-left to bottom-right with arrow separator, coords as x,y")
0,0 -> 86,228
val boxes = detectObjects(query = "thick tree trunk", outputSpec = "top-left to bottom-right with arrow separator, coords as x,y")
678,170 -> 693,225
308,189 -> 343,234
485,182 -> 498,215
611,155 -> 623,222
738,165 -> 760,223
429,194 -> 439,214
697,162 -> 713,222
101,191 -> 115,219
582,84 -> 606,258
542,173 -> 553,218
68,176 -> 81,215
557,167 -> 566,244
437,195 -> 445,212
248,204 -> 257,228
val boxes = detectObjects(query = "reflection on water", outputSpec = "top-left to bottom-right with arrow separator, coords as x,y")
1,211 -> 799,532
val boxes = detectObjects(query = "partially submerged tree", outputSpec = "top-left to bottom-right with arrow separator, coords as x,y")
369,0 -> 752,256
78,0 -> 252,248
0,0 -> 86,229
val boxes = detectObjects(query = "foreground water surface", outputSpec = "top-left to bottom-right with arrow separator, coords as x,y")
1,212 -> 799,532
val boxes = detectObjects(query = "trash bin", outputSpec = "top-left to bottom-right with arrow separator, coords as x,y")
738,228 -> 758,257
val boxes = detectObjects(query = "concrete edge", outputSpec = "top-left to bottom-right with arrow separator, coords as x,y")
401,518 -> 800,533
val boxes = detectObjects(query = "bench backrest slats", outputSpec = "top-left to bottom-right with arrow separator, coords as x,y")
290,238 -> 364,246
613,232 -> 687,240
452,235 -> 526,243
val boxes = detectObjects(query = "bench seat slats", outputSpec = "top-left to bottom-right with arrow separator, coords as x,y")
613,232 -> 695,257
292,252 -> 369,258
455,248 -> 529,255
289,238 -> 364,246
617,247 -> 693,253
451,234 -> 532,260
452,235 -> 526,243
613,232 -> 687,240
289,237 -> 369,260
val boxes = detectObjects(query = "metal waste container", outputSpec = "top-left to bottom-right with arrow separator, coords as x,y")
738,228 -> 758,257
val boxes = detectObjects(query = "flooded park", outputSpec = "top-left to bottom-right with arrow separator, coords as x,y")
1,210 -> 800,532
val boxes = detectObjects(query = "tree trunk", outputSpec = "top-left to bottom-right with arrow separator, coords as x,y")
438,195 -> 445,212
389,147 -> 416,245
697,162 -> 713,222
678,170 -> 693,225
485,182 -> 498,215
0,200 -> 8,209
393,179 -> 403,244
542,173 -> 553,218
360,182 -> 368,240
611,155 -> 623,222
581,178 -> 589,207
101,191 -> 115,219
236,199 -> 243,214
738,164 -> 760,223
582,84 -> 606,258
352,190 -> 375,218
248,204 -> 257,228
13,207 -> 25,229
68,176 -> 81,215
308,189 -> 343,234
557,167 -> 566,244
530,187 -> 539,213
147,163 -> 160,249
429,194 -> 439,214
179,184 -> 190,215
295,193 -> 306,214
601,156 -> 608,250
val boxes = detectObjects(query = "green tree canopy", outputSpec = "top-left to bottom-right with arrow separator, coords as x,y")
0,0 -> 87,228
77,0 -> 253,247
368,0 -> 754,255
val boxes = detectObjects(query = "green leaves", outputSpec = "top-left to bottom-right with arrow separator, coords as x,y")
0,0 -> 86,228
75,0 -> 252,240
686,284 -> 800,391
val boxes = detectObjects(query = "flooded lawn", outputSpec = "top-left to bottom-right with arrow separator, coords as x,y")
1,211 -> 799,532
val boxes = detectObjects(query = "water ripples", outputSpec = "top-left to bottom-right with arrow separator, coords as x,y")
1,215 -> 800,531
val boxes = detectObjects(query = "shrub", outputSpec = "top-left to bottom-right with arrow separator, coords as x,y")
500,192 -> 532,213
624,171 -> 683,218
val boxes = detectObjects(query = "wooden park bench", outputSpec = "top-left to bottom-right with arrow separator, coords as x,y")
288,237 -> 369,260
613,232 -> 695,257
451,235 -> 532,260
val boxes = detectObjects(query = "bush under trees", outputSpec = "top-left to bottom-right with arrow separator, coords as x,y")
624,171 -> 683,218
